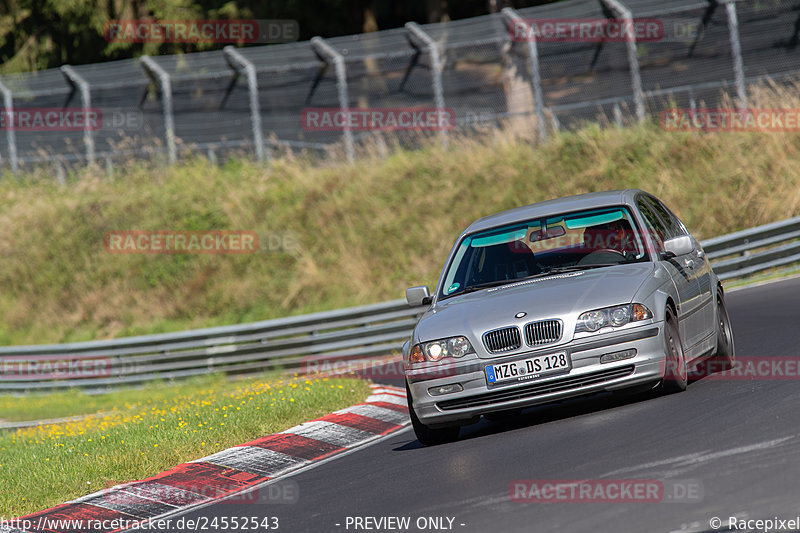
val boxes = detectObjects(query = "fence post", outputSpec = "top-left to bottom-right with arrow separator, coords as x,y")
140,56 -> 177,164
405,22 -> 449,148
310,37 -> 354,163
549,109 -> 560,132
0,81 -> 18,179
723,0 -> 747,106
55,159 -> 66,186
60,66 -> 96,166
601,0 -> 645,122
501,8 -> 547,141
223,46 -> 269,164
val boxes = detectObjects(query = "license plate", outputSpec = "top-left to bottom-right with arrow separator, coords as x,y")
485,352 -> 571,385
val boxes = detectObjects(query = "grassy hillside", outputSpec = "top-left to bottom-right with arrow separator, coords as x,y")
1,120 -> 799,346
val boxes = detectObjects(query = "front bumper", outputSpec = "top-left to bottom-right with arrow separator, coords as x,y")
406,322 -> 665,427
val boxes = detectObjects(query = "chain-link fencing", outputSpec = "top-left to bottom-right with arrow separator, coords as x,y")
0,0 -> 797,177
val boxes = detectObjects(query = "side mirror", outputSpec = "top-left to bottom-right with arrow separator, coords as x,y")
406,285 -> 432,306
662,235 -> 694,259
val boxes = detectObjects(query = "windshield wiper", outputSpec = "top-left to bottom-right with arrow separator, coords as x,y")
459,280 -> 516,294
459,269 -> 570,294
540,264 -> 619,274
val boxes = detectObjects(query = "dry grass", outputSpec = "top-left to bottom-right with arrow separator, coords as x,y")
1,82 -> 799,345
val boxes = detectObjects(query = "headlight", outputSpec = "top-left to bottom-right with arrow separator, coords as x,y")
410,336 -> 474,363
575,304 -> 652,333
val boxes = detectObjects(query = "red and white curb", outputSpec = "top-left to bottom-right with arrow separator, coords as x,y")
3,384 -> 408,533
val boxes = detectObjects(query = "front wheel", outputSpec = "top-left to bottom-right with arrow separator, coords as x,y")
660,309 -> 687,394
406,383 -> 459,446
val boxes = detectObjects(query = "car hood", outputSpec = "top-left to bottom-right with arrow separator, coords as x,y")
415,263 -> 655,355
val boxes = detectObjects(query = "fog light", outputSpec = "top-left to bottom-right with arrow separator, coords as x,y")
428,383 -> 464,396
600,349 -> 637,364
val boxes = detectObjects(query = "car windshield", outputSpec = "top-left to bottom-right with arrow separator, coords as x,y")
439,206 -> 649,299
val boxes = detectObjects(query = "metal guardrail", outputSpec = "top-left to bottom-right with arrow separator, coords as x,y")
0,216 -> 798,392
703,215 -> 800,280
0,299 -> 422,392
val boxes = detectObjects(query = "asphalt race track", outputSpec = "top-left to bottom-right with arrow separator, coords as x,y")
176,276 -> 800,533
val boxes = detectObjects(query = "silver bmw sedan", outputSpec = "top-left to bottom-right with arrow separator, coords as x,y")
403,189 -> 735,445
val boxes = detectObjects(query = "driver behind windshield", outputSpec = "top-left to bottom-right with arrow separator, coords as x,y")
582,219 -> 637,259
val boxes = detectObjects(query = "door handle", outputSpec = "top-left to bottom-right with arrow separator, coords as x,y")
684,259 -> 695,269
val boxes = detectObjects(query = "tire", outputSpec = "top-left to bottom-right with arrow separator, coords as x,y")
712,290 -> 735,370
406,383 -> 460,446
661,309 -> 688,394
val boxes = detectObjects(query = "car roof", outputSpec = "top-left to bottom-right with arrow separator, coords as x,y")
462,189 -> 645,235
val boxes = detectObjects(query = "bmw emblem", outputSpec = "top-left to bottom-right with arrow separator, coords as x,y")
515,312 -> 527,319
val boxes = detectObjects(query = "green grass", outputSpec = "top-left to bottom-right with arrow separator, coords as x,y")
0,374 -> 252,422
0,374 -> 372,518
0,113 -> 799,346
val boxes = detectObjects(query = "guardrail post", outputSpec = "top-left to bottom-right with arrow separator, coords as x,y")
501,8 -> 547,142
723,0 -> 747,106
601,0 -> 645,123
223,46 -> 269,164
60,66 -> 96,165
140,56 -> 177,164
0,81 -> 18,179
405,22 -> 449,148
310,37 -> 355,163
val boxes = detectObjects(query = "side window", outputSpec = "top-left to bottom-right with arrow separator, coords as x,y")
656,200 -> 690,237
636,198 -> 667,250
645,196 -> 685,239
